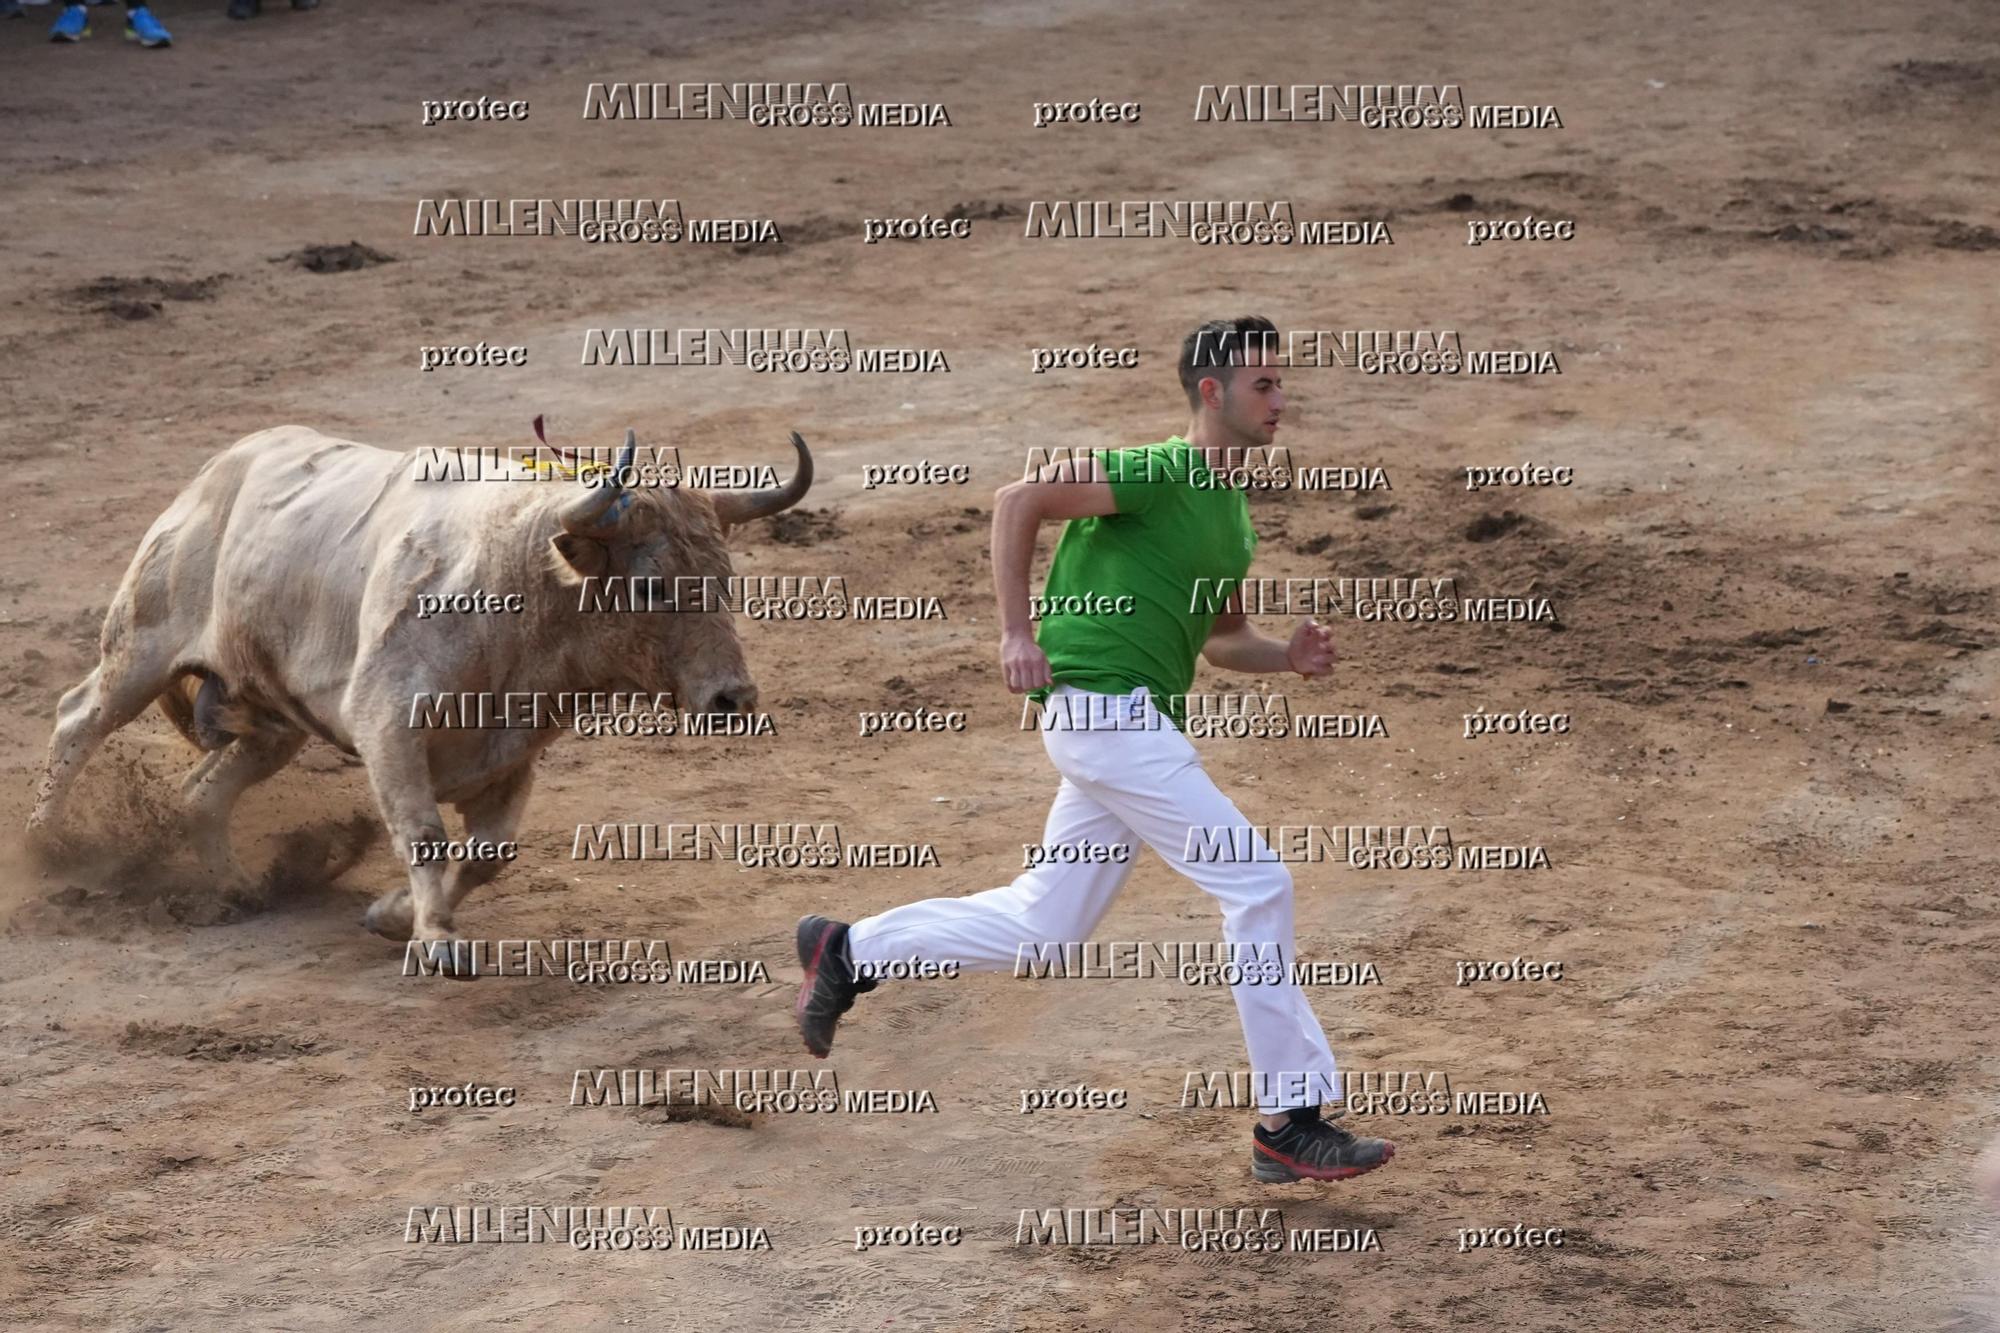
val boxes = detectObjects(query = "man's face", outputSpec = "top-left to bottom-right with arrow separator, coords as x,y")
1204,352 -> 1285,448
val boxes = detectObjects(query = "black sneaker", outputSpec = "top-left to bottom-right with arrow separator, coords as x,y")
794,915 -> 874,1058
1252,1106 -> 1396,1183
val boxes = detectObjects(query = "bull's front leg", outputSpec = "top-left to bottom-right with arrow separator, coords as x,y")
364,765 -> 535,942
350,716 -> 468,974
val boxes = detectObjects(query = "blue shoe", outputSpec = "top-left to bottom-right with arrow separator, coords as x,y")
124,4 -> 169,43
49,3 -> 88,38
1,2 -> 25,19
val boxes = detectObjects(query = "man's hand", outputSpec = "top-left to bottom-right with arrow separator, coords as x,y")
1287,617 -> 1335,677
1001,629 -> 1054,693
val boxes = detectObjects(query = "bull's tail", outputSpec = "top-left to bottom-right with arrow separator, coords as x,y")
157,672 -> 205,749
158,670 -> 252,751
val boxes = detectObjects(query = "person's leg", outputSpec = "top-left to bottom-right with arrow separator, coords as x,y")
1041,686 -> 1338,1114
847,775 -> 1137,973
1044,686 -> 1390,1181
796,691 -> 1141,1057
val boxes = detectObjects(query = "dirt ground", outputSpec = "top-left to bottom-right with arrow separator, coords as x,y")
2,0 -> 1997,1328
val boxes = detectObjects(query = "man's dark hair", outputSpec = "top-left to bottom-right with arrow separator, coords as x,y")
1178,315 -> 1279,408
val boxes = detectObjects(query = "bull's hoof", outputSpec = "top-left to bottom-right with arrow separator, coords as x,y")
407,936 -> 481,980
363,891 -> 415,941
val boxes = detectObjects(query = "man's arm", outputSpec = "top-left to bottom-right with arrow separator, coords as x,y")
993,458 -> 1120,693
1202,595 -> 1335,677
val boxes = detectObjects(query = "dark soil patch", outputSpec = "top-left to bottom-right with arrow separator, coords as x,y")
120,1022 -> 330,1062
274,242 -> 397,273
763,507 -> 844,546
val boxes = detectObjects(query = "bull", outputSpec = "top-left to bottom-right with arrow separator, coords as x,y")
27,424 -> 811,967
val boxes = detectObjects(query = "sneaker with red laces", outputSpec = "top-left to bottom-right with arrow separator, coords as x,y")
1252,1106 -> 1396,1182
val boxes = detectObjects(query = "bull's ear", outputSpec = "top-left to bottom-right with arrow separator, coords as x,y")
550,531 -> 610,580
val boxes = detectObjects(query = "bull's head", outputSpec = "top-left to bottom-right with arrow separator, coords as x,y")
548,428 -> 813,716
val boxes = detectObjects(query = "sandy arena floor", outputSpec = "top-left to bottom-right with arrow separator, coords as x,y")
1,0 -> 1997,1328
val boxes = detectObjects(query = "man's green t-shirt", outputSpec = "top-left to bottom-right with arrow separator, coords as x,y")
1029,437 -> 1257,728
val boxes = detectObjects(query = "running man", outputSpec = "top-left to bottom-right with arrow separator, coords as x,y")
796,315 -> 1394,1184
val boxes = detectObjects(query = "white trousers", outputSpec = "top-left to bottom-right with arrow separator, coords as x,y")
848,685 -> 1339,1114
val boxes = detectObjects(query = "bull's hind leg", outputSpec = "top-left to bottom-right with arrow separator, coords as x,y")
363,766 -> 535,941
28,645 -> 180,846
181,728 -> 307,891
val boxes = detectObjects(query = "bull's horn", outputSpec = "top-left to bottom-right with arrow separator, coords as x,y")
710,432 -> 814,527
556,428 -> 639,536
